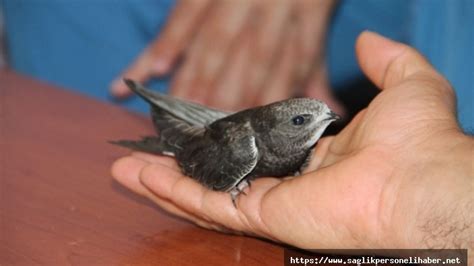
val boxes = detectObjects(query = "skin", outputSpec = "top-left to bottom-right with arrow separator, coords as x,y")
111,32 -> 473,258
109,0 -> 344,114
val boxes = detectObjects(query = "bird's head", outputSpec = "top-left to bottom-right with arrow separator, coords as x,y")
253,98 -> 339,150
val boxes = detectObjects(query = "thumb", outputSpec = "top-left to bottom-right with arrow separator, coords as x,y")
356,31 -> 443,90
356,31 -> 456,114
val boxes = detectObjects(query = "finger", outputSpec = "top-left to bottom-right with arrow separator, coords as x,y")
256,25 -> 297,105
356,31 -> 446,90
303,65 -> 329,99
303,136 -> 335,173
147,195 -> 221,232
111,156 -> 215,228
208,28 -> 253,110
110,1 -> 211,98
304,65 -> 347,118
293,0 -> 334,84
148,0 -> 212,75
168,43 -> 202,102
110,51 -> 156,98
258,156 -> 390,249
295,0 -> 346,116
111,156 -> 151,196
131,151 -> 181,171
139,163 -> 232,223
188,2 -> 252,105
356,31 -> 456,117
247,1 -> 293,101
139,163 -> 282,238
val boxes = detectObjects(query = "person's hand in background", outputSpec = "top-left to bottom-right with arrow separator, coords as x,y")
110,0 -> 340,112
111,32 -> 473,255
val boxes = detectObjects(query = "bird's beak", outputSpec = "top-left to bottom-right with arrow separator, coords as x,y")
326,111 -> 341,121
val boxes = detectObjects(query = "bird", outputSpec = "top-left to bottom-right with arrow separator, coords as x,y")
111,79 -> 339,206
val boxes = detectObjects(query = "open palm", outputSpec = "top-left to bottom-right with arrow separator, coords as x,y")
112,32 -> 471,250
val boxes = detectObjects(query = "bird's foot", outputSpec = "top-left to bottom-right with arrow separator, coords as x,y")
230,179 -> 251,208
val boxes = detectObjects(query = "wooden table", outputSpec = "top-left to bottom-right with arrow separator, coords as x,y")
1,70 -> 282,265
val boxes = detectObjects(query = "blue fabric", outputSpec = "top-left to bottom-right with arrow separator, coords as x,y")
328,0 -> 473,133
1,0 -> 174,113
411,0 -> 474,133
327,0 -> 412,90
1,0 -> 473,132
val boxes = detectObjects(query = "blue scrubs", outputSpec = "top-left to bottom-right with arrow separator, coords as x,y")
1,0 -> 473,132
410,0 -> 474,133
1,0 -> 174,112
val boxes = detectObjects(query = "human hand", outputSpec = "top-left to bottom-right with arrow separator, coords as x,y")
111,32 -> 473,252
110,0 -> 337,111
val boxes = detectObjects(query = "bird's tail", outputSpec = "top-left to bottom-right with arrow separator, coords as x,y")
109,136 -> 175,156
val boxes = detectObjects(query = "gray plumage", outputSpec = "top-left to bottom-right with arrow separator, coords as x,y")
111,79 -> 339,204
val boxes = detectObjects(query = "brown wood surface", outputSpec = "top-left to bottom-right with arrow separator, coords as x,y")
0,70 -> 283,265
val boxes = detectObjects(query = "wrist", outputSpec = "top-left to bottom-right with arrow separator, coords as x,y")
397,131 -> 473,251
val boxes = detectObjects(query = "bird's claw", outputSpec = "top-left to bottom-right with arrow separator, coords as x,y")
230,179 -> 251,208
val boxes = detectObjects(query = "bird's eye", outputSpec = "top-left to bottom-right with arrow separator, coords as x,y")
292,115 -> 305,126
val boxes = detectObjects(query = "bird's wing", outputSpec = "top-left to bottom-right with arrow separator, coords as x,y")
123,79 -> 230,126
182,134 -> 258,192
149,106 -> 206,153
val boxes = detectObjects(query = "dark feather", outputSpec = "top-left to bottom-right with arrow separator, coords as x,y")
109,136 -> 170,155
